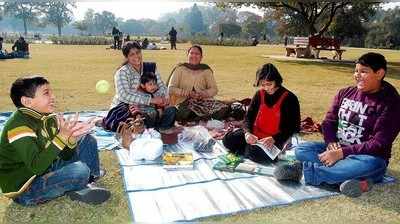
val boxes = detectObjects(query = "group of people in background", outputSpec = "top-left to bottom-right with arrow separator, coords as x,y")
0,37 -> 399,208
0,36 -> 30,59
110,26 -> 178,51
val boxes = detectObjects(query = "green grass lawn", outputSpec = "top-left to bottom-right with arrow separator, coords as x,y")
0,43 -> 399,223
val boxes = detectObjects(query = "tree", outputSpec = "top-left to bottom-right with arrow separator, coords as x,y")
220,1 -> 371,37
4,0 -> 42,36
120,19 -> 145,35
185,3 -> 205,35
82,9 -> 95,35
329,2 -> 376,47
218,23 -> 241,37
243,20 -> 266,38
365,7 -> 400,49
0,3 -> 4,21
73,20 -> 88,34
41,0 -> 75,36
237,11 -> 261,24
240,12 -> 264,37
94,11 -> 118,35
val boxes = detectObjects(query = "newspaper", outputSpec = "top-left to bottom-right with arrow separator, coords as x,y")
252,142 -> 281,160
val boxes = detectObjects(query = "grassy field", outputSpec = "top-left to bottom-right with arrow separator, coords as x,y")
0,43 -> 399,223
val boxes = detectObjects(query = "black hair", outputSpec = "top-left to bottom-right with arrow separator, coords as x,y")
140,72 -> 157,85
356,52 -> 387,75
254,63 -> 283,87
187,44 -> 203,56
122,41 -> 141,57
0,37 -> 3,41
119,41 -> 142,68
10,76 -> 49,108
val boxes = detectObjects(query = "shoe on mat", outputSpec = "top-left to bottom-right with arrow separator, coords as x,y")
339,179 -> 373,198
66,186 -> 111,205
273,161 -> 303,182
89,169 -> 107,183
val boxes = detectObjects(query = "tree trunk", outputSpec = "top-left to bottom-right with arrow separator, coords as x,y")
23,18 -> 28,36
58,24 -> 62,36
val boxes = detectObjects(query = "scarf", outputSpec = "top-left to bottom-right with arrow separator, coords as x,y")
166,63 -> 213,86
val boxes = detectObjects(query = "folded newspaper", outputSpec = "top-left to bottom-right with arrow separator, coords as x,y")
252,142 -> 282,160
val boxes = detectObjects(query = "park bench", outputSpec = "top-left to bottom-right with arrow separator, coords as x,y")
286,36 -> 345,60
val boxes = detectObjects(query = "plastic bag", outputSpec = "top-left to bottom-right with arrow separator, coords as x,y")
179,126 -> 215,153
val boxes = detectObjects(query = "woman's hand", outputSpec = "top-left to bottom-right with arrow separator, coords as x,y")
258,136 -> 275,148
189,91 -> 200,99
189,90 -> 208,100
197,90 -> 208,99
245,132 -> 258,145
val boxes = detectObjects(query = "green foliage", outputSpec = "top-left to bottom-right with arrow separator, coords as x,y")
73,20 -> 89,34
329,2 -> 376,47
185,3 -> 205,35
73,9 -> 118,35
226,1 -> 359,37
40,1 -> 75,36
243,20 -> 266,38
3,1 -> 42,35
190,36 -> 253,46
94,11 -> 118,34
48,35 -> 113,45
365,7 -> 400,49
218,23 -> 241,37
120,19 -> 146,35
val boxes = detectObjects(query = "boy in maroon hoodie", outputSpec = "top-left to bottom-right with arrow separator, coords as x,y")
274,52 -> 400,197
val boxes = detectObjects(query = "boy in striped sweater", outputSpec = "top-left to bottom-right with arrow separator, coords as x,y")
0,76 -> 110,205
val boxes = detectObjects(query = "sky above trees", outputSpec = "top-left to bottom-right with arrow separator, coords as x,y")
74,1 -> 263,20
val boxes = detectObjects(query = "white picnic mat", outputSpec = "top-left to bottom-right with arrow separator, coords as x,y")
116,140 -> 346,222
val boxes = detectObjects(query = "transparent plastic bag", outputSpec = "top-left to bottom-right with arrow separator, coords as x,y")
179,126 -> 215,153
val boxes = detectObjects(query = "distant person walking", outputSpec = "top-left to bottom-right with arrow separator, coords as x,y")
284,35 -> 288,46
112,27 -> 120,49
218,32 -> 224,45
168,27 -> 177,50
0,37 -> 3,51
117,31 -> 123,50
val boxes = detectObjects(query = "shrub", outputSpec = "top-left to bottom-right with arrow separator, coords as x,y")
190,37 -> 254,46
48,36 -> 113,45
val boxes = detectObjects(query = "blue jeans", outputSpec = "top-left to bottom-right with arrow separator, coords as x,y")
14,134 -> 100,206
295,141 -> 387,186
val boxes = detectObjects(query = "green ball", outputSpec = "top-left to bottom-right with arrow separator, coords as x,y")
96,80 -> 110,94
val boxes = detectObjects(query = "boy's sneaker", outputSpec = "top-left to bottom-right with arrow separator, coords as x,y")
66,186 -> 111,205
89,169 -> 107,183
339,179 -> 373,197
273,161 -> 303,182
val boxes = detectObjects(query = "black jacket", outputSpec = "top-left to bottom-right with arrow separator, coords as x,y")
245,87 -> 301,148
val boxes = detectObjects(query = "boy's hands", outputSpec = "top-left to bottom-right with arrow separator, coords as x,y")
57,112 -> 95,143
318,149 -> 343,166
